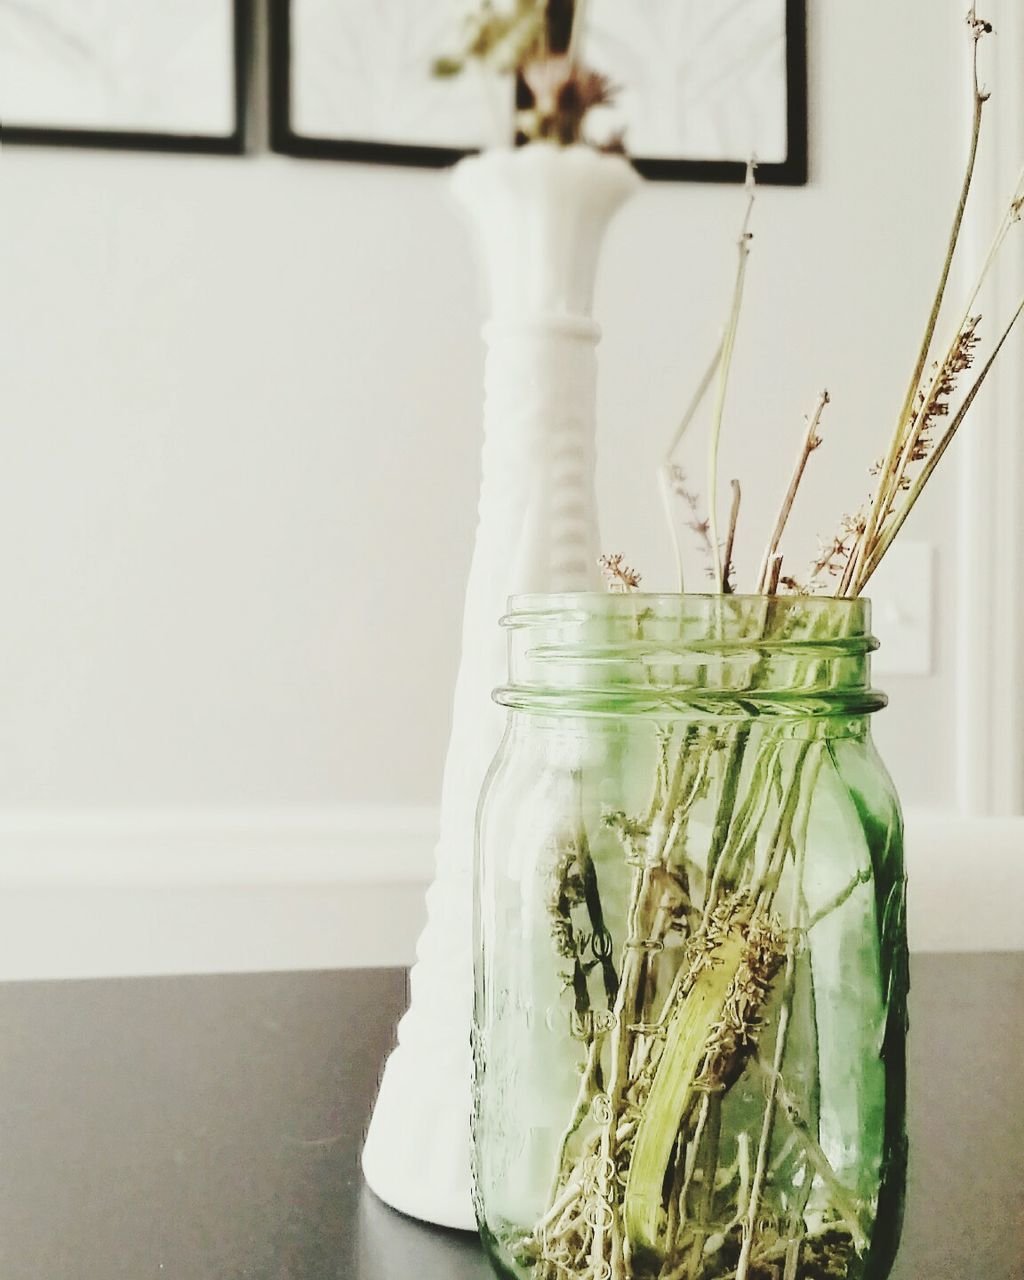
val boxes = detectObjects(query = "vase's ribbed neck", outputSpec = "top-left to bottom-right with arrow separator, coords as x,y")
451,143 -> 640,321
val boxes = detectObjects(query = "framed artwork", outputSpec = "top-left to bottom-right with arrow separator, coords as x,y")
270,0 -> 807,184
0,0 -> 247,154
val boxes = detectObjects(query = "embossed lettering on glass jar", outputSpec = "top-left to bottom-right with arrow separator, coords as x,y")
473,593 -> 908,1280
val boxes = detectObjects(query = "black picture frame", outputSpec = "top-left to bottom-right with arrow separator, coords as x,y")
1,0 -> 250,156
269,0 -> 808,186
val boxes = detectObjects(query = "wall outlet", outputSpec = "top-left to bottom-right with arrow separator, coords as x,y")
867,541 -> 934,676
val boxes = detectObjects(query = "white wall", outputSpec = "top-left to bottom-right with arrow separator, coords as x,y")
1,0 -> 1022,951
0,810 -> 1021,978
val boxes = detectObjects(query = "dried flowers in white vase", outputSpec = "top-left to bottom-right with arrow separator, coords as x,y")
362,0 -> 639,1230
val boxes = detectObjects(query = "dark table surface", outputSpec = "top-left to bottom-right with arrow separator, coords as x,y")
0,954 -> 1021,1280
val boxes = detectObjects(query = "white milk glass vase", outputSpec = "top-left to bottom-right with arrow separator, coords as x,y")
362,143 -> 640,1229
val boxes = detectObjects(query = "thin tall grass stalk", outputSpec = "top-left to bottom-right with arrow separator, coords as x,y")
856,292 -> 1024,593
708,163 -> 757,592
878,169 -> 1024,531
723,479 -> 742,593
848,7 -> 991,589
660,341 -> 725,592
756,391 -> 829,591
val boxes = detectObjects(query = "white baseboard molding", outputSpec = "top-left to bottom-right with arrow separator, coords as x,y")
0,808 -> 437,982
0,807 -> 1020,981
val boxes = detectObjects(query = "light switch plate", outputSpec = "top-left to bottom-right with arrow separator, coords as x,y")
866,541 -> 934,676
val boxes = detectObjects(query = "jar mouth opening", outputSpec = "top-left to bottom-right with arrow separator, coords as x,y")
497,591 -> 884,719
503,591 -> 870,620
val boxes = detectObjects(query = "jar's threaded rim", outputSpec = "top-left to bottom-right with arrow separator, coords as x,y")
496,592 -> 886,719
503,590 -> 872,619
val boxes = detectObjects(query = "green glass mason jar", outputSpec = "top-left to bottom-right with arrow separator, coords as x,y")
473,593 -> 908,1280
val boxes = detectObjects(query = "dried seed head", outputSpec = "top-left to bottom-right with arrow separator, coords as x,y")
806,501 -> 869,591
696,911 -> 786,1093
598,553 -> 642,592
601,808 -> 649,844
522,56 -> 617,117
968,11 -> 994,40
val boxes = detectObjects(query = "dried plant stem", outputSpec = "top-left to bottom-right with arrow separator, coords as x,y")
661,341 -> 725,592
526,670 -> 853,1278
752,745 -> 814,912
856,292 -> 1024,592
756,391 -> 829,591
849,9 -> 990,590
677,1093 -> 711,1223
703,740 -> 785,917
590,744 -> 696,1275
880,166 -> 1023,507
962,164 -> 1024,313
753,1061 -> 869,1252
782,1230 -> 804,1280
655,503 -> 683,601
723,479 -> 742,593
834,538 -> 858,598
892,162 -> 1024,498
566,0 -> 588,63
700,728 -> 753,920
708,1221 -> 847,1280
624,930 -> 745,1258
685,1096 -> 723,1277
737,747 -> 821,1280
850,166 -> 1024,595
805,867 -> 872,932
709,165 -> 757,592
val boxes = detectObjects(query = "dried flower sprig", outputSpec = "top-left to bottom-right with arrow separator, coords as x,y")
868,2 -> 992,509
903,315 -> 981,465
854,291 -> 1024,592
844,5 -> 1024,596
810,508 -> 868,594
663,6 -> 1022,605
434,0 -> 615,147
598,553 -> 642,592
660,360 -> 723,592
520,57 -> 617,145
667,466 -> 717,581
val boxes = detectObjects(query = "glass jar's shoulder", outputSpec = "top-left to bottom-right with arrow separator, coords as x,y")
818,731 -> 909,1010
823,731 -> 904,866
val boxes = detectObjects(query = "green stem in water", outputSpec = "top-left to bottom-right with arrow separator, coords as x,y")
686,1094 -> 723,1278
623,924 -> 748,1265
751,1060 -> 870,1253
737,745 -> 823,1280
702,728 -> 752,910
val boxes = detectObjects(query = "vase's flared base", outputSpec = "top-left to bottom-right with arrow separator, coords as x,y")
361,1046 -> 476,1231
